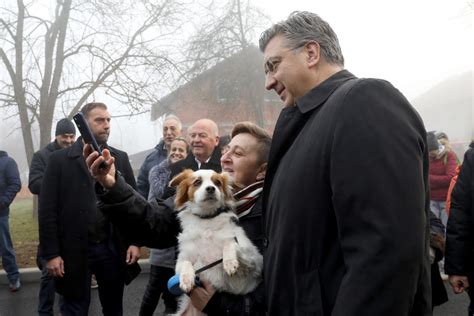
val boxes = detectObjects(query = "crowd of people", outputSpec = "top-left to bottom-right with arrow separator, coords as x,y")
0,10 -> 473,316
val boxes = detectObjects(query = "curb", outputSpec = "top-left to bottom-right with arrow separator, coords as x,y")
0,259 -> 150,285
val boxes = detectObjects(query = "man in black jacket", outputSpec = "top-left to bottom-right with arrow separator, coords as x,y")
259,11 -> 430,315
445,141 -> 474,315
29,118 -> 75,316
38,102 -> 140,316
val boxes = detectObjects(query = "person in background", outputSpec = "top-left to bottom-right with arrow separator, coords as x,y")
445,141 -> 474,316
29,118 -> 76,315
436,131 -> 460,164
0,150 -> 22,292
137,115 -> 182,199
258,11 -> 430,315
39,102 -> 141,316
139,137 -> 189,316
428,131 -> 458,227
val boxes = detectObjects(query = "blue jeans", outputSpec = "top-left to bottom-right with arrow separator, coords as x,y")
60,242 -> 124,316
0,215 -> 20,284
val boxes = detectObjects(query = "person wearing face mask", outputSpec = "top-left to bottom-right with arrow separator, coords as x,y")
139,137 -> 190,316
427,131 -> 458,228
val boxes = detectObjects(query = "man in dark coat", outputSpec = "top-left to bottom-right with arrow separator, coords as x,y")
445,142 -> 474,315
258,11 -> 431,315
29,117 -> 76,316
0,150 -> 21,292
38,102 -> 140,316
136,114 -> 182,199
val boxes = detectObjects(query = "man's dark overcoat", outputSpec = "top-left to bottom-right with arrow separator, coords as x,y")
262,70 -> 431,315
38,138 -> 139,298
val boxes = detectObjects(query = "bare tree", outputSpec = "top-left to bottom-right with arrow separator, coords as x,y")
0,0 -> 185,165
183,0 -> 272,128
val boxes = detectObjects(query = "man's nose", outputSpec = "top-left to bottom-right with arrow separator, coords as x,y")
265,73 -> 277,90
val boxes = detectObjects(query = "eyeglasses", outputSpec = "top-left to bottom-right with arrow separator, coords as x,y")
264,45 -> 305,75
264,57 -> 282,74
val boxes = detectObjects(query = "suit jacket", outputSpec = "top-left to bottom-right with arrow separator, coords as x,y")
38,138 -> 139,298
262,70 -> 431,315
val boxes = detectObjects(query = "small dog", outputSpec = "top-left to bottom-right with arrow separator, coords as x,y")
169,169 -> 263,315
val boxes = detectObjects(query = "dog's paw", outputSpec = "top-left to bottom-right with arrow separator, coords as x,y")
180,273 -> 195,293
223,257 -> 239,275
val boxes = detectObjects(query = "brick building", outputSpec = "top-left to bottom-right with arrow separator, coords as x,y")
151,46 -> 283,136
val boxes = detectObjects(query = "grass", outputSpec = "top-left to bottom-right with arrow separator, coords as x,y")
7,197 -> 39,268
2,197 -> 149,269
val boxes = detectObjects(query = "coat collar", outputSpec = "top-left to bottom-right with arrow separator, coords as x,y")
263,70 -> 357,211
296,69 -> 356,114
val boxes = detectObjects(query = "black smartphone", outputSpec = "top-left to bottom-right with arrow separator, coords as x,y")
73,112 -> 107,169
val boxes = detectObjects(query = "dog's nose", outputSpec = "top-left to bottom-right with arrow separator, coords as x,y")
206,186 -> 215,194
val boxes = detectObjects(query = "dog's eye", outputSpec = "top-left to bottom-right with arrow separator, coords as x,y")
193,179 -> 202,187
214,179 -> 222,187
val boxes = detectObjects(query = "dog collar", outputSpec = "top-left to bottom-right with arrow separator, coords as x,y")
194,206 -> 231,219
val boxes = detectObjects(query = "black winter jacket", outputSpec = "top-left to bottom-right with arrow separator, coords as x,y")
0,151 -> 21,217
445,148 -> 474,279
28,141 -> 62,195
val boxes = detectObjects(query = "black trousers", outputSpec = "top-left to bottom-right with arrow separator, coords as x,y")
139,265 -> 177,315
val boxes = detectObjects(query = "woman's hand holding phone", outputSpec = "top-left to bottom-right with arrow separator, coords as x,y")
83,144 -> 116,189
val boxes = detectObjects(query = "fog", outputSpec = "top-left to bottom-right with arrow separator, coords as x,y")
1,0 -> 472,178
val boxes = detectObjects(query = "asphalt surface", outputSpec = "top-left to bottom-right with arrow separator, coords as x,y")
0,271 -> 469,315
0,272 -> 165,316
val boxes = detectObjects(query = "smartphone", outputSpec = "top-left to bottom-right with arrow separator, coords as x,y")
73,112 -> 107,169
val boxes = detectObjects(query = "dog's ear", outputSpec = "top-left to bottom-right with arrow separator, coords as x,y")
170,169 -> 194,188
174,180 -> 190,209
219,172 -> 234,202
171,169 -> 194,209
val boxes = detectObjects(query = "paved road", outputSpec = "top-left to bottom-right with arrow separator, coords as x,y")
0,273 -> 166,316
0,273 -> 469,315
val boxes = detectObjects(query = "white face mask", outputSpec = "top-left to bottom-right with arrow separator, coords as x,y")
438,145 -> 445,155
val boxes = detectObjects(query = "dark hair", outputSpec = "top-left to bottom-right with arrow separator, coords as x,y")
80,102 -> 108,118
231,122 -> 272,164
259,11 -> 344,66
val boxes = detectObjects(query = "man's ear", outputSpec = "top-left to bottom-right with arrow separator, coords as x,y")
305,41 -> 321,67
256,163 -> 267,181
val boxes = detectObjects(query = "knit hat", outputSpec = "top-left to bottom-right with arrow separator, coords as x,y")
426,132 -> 439,152
55,118 -> 76,136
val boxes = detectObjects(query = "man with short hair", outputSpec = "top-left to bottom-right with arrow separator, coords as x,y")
259,11 -> 430,315
137,114 -> 182,199
169,118 -> 221,176
39,102 -> 140,316
0,150 -> 21,292
29,118 -> 76,316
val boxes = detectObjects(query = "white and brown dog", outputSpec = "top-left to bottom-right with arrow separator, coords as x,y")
169,169 -> 263,315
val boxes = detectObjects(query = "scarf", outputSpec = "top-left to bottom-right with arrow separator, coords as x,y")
233,180 -> 264,217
